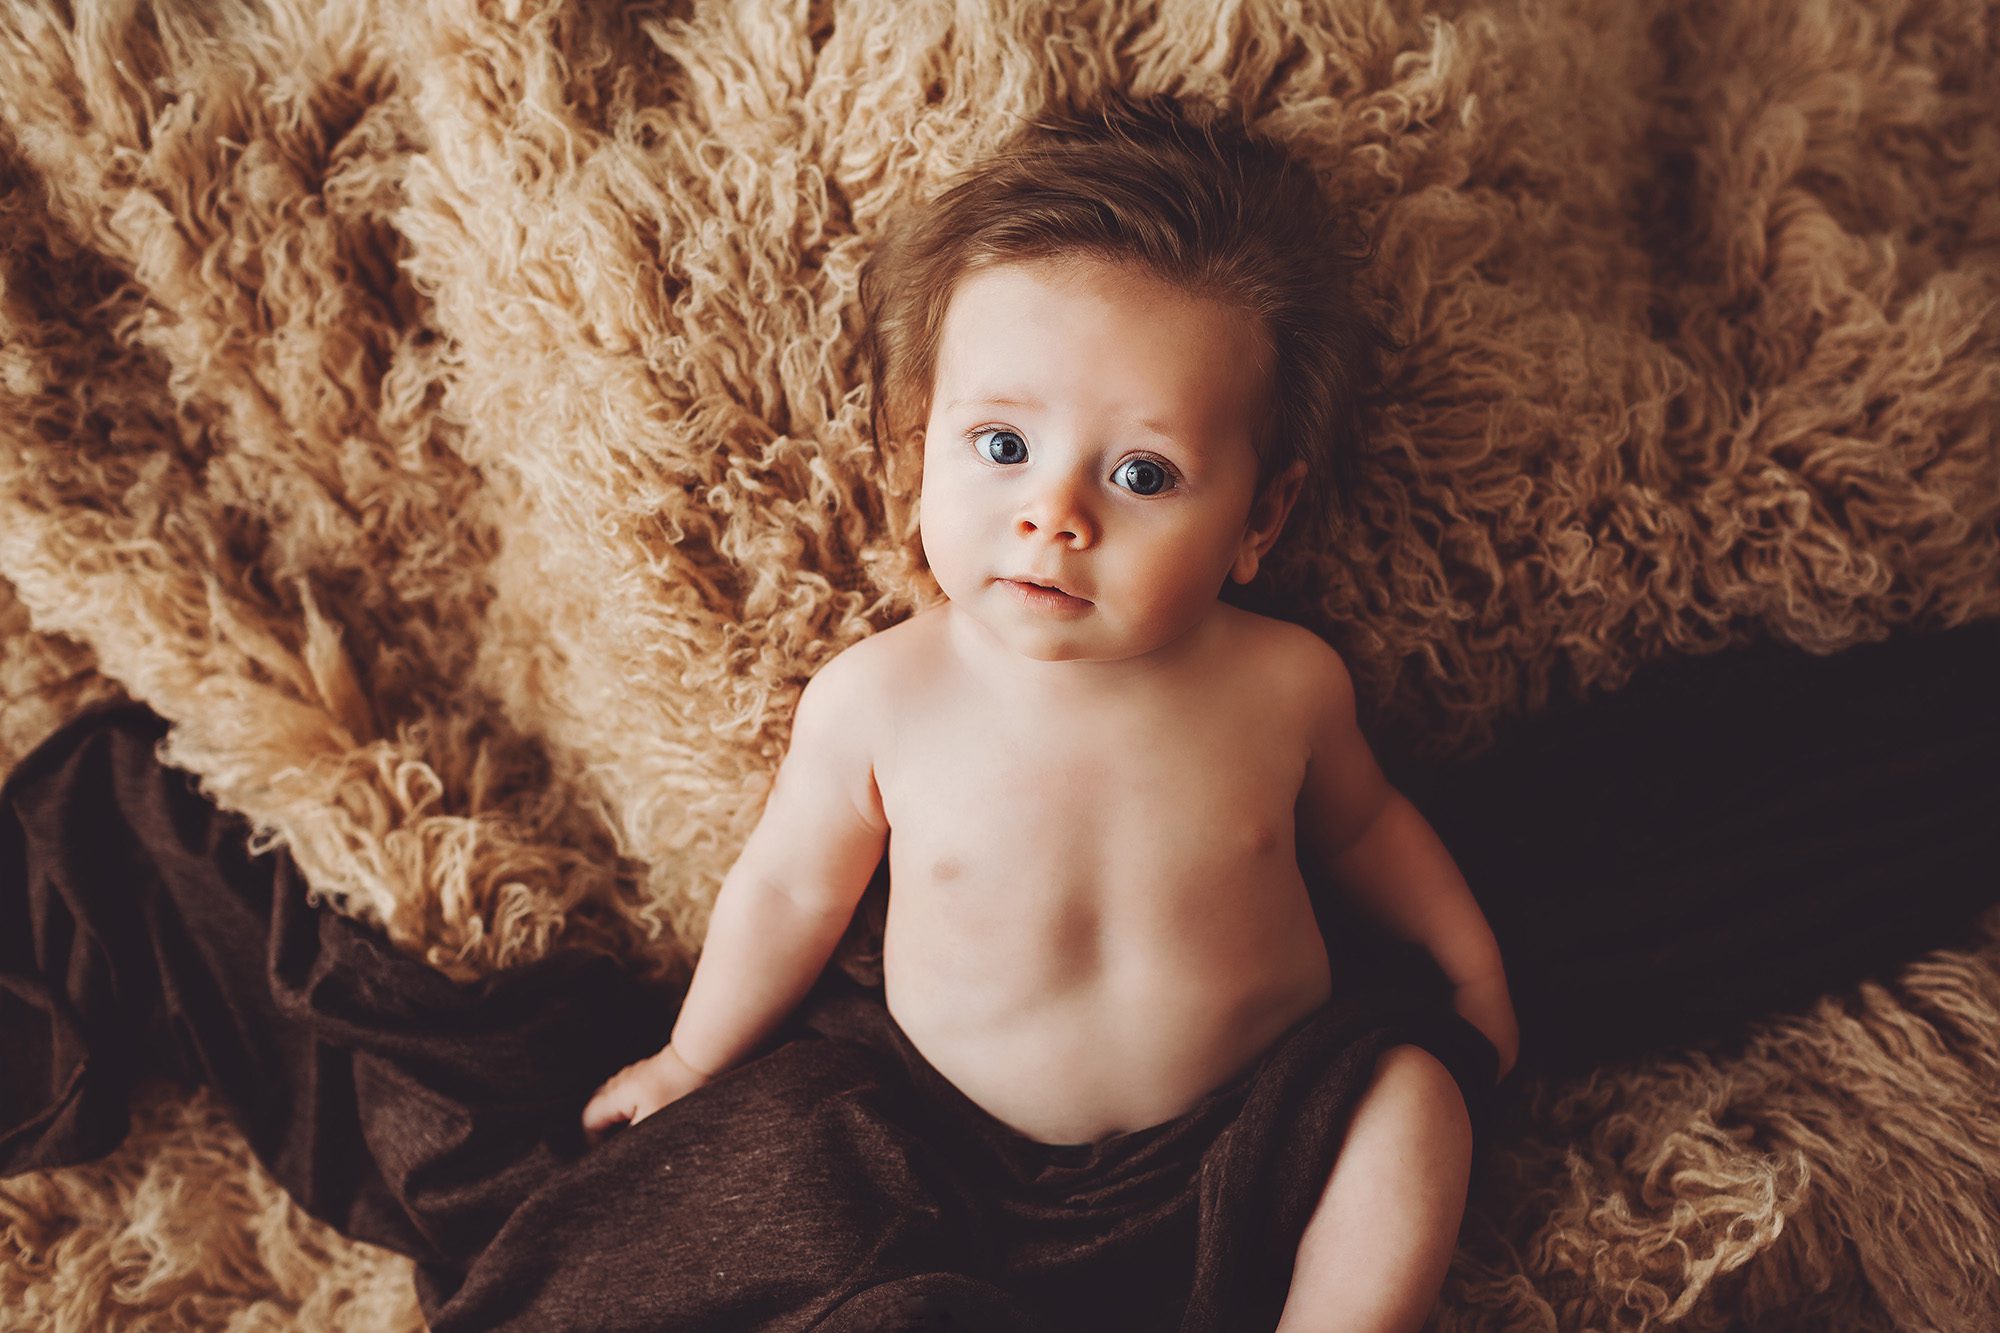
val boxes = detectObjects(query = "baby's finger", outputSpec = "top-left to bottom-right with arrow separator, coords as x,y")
581,1110 -> 626,1149
581,1089 -> 632,1138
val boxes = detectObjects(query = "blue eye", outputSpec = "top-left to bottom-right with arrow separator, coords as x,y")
1115,457 -> 1172,496
966,427 -> 1179,495
974,428 -> 1028,465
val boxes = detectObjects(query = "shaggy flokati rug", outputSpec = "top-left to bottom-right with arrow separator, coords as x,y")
3,0 -> 1997,1327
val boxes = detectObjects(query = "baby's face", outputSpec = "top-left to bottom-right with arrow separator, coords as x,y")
919,257 -> 1297,670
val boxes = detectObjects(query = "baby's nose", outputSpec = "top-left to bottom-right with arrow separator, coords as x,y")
1017,483 -> 1095,547
1018,513 -> 1087,545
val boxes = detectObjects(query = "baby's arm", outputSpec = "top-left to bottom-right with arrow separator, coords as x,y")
1292,635 -> 1521,1079
582,645 -> 888,1142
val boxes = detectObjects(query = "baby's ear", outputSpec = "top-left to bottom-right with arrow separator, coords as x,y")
1264,460 -> 1308,529
1232,461 -> 1308,584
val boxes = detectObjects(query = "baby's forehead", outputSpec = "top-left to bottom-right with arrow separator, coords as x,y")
941,256 -> 1256,327
969,265 -> 1264,358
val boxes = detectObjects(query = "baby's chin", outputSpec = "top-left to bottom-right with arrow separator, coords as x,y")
955,597 -> 1211,668
995,635 -> 1109,664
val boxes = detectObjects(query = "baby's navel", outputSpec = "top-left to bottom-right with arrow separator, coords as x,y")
932,856 -> 962,883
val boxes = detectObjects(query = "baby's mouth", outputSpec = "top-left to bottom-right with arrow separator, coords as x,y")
1003,577 -> 1091,605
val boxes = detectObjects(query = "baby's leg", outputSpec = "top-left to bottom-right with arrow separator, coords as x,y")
1273,1044 -> 1474,1333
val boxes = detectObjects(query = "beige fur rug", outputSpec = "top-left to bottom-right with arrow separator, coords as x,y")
3,0 -> 1997,1327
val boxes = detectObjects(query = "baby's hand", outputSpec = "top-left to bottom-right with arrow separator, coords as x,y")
580,1044 -> 714,1147
1452,973 -> 1521,1082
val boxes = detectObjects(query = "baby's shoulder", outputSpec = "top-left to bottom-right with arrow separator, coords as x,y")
1219,606 -> 1342,687
802,624 -> 894,713
851,602 -> 964,688
1214,608 -> 1354,737
798,607 -> 936,723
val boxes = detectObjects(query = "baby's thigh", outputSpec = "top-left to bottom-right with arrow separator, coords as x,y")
652,1037 -> 981,1236
492,1037 -> 992,1328
1279,1045 -> 1474,1329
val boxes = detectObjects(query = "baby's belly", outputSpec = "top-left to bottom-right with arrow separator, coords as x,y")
879,872 -> 1335,1147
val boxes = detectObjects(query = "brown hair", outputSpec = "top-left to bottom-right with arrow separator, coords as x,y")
858,87 -> 1405,552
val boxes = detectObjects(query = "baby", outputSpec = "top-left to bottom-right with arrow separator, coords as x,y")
584,91 -> 1520,1331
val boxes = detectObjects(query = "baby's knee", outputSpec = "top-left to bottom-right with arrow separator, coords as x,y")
1360,1044 -> 1473,1179
1277,1046 -> 1474,1330
1314,1044 -> 1474,1232
1370,1043 -> 1469,1113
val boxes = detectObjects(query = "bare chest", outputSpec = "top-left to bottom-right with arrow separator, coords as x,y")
870,657 -> 1334,1143
878,694 -> 1308,977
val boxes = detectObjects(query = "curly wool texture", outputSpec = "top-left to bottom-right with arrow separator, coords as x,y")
1,0 -> 1996,1327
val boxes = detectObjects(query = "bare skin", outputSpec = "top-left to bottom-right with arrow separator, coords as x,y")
873,598 -> 1339,1144
583,256 -> 1519,1328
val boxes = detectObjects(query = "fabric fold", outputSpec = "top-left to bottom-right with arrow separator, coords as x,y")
1,699 -> 1492,1331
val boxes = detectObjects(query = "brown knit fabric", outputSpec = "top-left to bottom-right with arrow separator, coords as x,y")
2,702 -> 1497,1331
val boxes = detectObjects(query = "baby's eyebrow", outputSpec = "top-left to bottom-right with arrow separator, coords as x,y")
945,394 -> 1039,412
946,394 -> 1186,443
